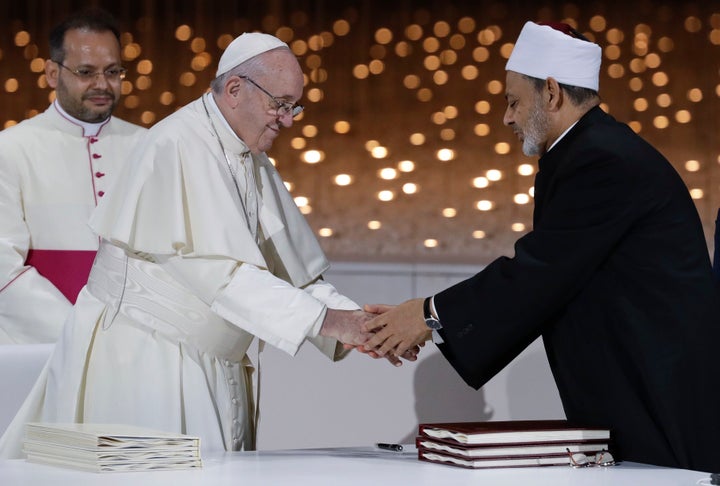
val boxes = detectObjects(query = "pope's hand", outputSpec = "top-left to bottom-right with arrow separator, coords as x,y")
319,309 -> 375,346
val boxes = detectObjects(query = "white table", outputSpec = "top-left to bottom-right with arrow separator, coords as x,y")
0,446 -> 711,485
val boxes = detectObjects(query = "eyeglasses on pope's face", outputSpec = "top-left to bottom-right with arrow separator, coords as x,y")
566,449 -> 617,468
239,75 -> 304,118
54,60 -> 127,82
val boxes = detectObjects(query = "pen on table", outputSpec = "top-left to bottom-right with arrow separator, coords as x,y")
376,443 -> 403,452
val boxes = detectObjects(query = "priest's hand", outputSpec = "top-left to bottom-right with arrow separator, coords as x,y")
360,299 -> 432,357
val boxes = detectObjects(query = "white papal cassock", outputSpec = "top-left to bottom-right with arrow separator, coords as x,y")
0,93 -> 357,458
0,102 -> 146,344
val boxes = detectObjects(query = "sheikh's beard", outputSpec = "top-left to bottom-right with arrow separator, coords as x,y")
521,103 -> 548,156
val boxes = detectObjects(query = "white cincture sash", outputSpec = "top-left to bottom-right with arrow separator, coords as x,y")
87,241 -> 253,363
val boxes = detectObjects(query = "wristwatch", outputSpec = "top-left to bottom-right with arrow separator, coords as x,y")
423,297 -> 442,330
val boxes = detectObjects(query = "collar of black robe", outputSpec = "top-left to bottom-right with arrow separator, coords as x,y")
532,106 -> 609,224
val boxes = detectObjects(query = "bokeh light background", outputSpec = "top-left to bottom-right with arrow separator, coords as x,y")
2,0 -> 718,263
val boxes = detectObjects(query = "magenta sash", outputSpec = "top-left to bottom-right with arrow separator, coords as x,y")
26,249 -> 97,303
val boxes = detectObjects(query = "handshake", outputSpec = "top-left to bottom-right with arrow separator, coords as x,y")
319,298 -> 432,367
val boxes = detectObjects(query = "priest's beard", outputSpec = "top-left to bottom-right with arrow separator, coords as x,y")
55,77 -> 116,123
521,97 -> 549,157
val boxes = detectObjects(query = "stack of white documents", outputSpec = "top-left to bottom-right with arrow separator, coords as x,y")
23,423 -> 202,472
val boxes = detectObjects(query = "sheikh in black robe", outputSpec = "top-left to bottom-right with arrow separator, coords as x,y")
434,106 -> 720,471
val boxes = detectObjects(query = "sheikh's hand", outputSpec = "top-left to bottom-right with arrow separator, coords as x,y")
361,298 -> 431,357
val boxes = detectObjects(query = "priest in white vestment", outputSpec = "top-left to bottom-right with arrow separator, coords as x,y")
0,10 -> 146,344
0,32 -> 409,458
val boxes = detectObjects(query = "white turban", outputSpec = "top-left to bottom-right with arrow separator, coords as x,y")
505,21 -> 602,91
216,32 -> 288,77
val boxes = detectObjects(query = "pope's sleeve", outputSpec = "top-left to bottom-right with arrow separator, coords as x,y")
155,254 -> 328,356
0,143 -> 70,344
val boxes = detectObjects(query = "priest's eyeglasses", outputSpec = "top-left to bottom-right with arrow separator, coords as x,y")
54,61 -> 127,82
566,449 -> 616,468
239,75 -> 304,118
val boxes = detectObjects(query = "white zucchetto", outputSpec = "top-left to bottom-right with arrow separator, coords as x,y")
216,32 -> 288,77
505,21 -> 602,91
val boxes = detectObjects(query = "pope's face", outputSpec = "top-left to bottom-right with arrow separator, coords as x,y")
503,71 -> 550,157
233,50 -> 304,154
45,28 -> 122,123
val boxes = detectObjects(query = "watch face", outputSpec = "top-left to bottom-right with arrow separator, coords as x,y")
425,317 -> 442,330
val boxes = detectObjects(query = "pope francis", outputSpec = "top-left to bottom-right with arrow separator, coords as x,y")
0,32 -> 406,458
